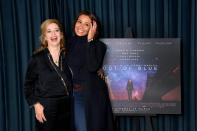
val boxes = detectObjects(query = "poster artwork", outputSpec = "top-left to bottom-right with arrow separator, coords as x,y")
101,38 -> 181,115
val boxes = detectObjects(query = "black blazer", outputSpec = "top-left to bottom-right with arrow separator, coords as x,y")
24,48 -> 73,106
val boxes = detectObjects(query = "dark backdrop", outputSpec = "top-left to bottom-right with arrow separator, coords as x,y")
0,0 -> 196,131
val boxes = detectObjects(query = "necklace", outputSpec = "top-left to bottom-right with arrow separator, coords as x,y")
47,53 -> 69,95
52,50 -> 60,65
54,60 -> 58,64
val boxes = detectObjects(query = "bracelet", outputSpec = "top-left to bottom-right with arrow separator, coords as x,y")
88,38 -> 94,42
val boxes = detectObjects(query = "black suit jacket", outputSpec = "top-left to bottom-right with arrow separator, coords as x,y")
24,48 -> 73,106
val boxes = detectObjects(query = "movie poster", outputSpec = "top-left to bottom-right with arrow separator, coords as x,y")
100,38 -> 181,115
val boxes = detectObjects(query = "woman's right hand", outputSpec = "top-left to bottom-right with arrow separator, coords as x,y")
87,21 -> 97,42
34,102 -> 47,123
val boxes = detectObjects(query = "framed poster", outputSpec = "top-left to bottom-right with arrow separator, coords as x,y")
101,38 -> 181,115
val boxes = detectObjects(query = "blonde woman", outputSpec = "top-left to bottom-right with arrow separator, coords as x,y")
24,19 -> 73,131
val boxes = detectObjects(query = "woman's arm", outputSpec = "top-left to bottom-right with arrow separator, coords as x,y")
24,56 -> 47,122
86,40 -> 106,72
24,56 -> 38,107
86,20 -> 106,73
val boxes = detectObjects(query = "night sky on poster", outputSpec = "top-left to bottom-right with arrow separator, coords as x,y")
100,38 -> 181,115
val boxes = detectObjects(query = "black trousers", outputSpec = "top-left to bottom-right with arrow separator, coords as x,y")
35,96 -> 74,131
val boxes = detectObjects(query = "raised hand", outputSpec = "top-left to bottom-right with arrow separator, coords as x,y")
88,21 -> 97,42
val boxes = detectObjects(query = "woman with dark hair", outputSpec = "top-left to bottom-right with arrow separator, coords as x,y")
66,10 -> 116,131
24,19 -> 74,131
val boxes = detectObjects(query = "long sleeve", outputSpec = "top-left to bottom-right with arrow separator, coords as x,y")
24,56 -> 38,107
86,40 -> 106,72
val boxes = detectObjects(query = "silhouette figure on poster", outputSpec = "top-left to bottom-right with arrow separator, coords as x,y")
126,79 -> 133,101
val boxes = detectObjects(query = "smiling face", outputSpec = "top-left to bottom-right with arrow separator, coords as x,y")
45,23 -> 62,47
74,15 -> 92,36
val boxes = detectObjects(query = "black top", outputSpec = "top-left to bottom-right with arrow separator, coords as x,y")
24,48 -> 73,106
66,36 -> 88,84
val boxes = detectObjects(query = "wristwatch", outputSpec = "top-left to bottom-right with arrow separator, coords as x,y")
88,38 -> 94,42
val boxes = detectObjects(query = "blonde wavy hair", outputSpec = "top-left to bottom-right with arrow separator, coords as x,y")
34,19 -> 66,55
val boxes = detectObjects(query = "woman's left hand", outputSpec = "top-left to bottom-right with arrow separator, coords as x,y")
97,68 -> 105,80
88,21 -> 97,42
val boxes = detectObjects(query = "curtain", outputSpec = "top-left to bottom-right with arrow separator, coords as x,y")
0,0 -> 197,131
